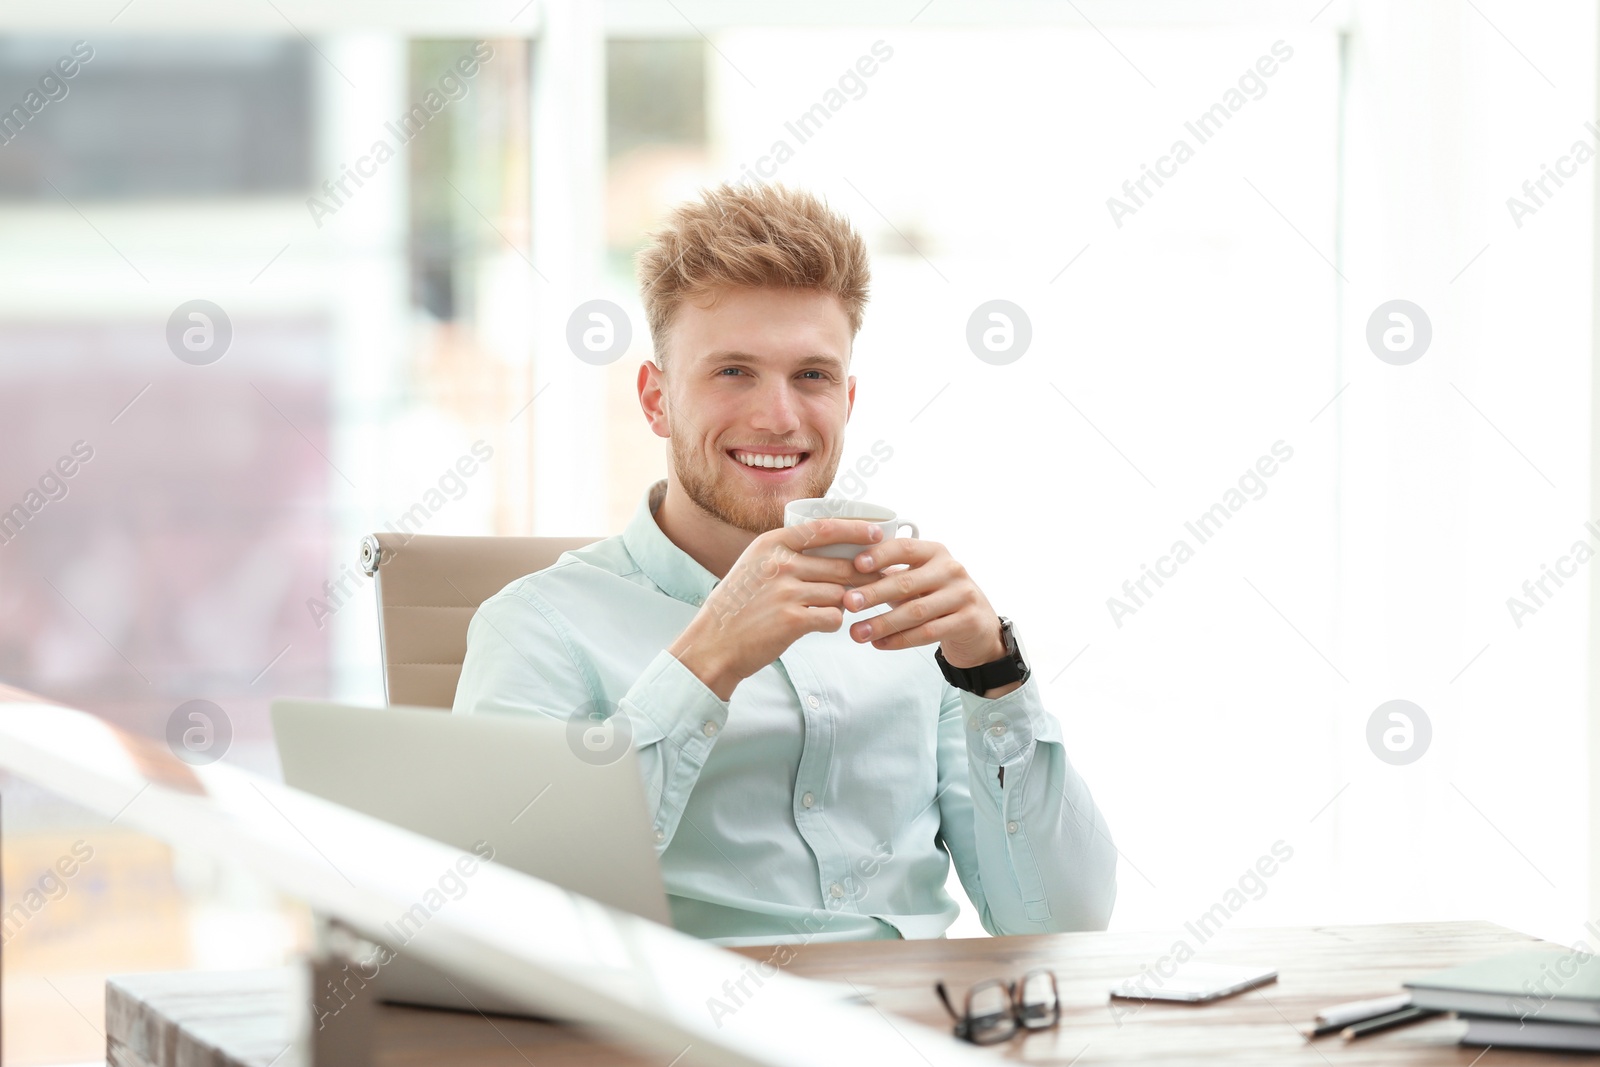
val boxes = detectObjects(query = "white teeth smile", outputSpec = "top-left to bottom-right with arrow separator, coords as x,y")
733,451 -> 804,469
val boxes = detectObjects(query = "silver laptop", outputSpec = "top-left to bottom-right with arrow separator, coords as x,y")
271,698 -> 671,1013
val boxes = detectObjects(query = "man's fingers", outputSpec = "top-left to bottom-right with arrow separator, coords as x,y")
781,517 -> 883,552
851,537 -> 932,573
783,553 -> 876,587
801,603 -> 847,635
854,588 -> 966,649
793,580 -> 850,608
845,563 -> 926,612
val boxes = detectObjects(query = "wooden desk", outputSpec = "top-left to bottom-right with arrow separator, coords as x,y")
107,921 -> 1571,1066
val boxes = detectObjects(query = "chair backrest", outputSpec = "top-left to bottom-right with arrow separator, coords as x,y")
360,532 -> 601,709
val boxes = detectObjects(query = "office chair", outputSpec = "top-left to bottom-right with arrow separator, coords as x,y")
359,532 -> 600,709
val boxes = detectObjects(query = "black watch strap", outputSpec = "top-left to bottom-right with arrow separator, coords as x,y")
936,617 -> 1029,694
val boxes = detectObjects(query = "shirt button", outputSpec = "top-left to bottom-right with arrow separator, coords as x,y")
703,721 -> 718,737
653,827 -> 665,843
806,694 -> 820,709
801,792 -> 815,808
990,723 -> 1006,736
1006,821 -> 1019,834
829,882 -> 844,898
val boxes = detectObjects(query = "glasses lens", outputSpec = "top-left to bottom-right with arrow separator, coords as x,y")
967,980 -> 1017,1044
1018,971 -> 1060,1029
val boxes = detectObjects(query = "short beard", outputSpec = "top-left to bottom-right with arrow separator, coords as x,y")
671,432 -> 837,534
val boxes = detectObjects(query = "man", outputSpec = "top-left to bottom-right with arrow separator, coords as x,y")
453,182 -> 1116,946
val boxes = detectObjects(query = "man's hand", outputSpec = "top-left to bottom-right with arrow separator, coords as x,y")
668,519 -> 885,701
839,538 -> 1009,673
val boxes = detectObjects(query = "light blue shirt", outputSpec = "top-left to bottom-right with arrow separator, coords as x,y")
453,479 -> 1116,945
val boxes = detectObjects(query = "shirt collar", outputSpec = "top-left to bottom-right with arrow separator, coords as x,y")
622,479 -> 722,606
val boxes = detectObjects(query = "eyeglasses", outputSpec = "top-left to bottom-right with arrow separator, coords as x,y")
934,969 -> 1061,1044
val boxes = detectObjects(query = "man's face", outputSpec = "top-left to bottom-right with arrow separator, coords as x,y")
649,286 -> 856,534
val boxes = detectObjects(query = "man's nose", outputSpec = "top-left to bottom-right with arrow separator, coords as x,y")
749,381 -> 801,433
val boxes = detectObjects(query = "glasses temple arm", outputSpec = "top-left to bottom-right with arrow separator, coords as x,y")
934,981 -> 963,1022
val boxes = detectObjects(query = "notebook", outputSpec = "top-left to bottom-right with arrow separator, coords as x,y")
1404,950 -> 1600,1026
1461,1015 -> 1600,1051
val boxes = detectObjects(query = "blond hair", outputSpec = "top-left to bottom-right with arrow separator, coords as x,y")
635,182 -> 870,368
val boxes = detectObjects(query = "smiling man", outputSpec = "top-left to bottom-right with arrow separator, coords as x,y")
453,182 -> 1116,945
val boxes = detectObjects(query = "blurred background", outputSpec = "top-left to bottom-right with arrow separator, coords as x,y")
0,0 -> 1596,1061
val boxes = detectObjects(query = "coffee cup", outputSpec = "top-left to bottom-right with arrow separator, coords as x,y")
783,498 -> 918,559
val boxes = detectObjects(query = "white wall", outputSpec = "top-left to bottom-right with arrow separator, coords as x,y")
1335,0 -> 1595,945
700,5 -> 1598,943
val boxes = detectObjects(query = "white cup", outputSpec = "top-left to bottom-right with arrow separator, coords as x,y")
783,498 -> 919,559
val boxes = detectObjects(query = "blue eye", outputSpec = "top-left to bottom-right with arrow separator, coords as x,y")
717,367 -> 830,379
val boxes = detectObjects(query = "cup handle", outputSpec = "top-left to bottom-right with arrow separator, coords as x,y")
897,521 -> 919,539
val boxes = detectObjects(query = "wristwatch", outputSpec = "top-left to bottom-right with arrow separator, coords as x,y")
935,616 -> 1030,695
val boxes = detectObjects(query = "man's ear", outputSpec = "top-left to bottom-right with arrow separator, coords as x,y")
638,360 -> 671,440
846,373 -> 856,422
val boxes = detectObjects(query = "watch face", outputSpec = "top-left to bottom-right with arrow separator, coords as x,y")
999,619 -> 1020,658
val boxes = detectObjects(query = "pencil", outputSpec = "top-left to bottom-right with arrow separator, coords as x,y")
1340,1006 -> 1440,1040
